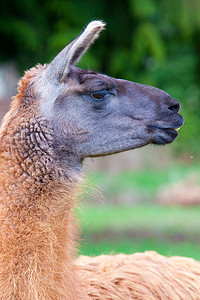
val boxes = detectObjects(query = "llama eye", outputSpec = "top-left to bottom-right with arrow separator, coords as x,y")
90,90 -> 109,100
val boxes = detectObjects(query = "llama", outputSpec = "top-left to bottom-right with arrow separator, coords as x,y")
0,20 -> 200,300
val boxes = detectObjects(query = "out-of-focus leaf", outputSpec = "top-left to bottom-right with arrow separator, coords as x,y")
129,0 -> 157,18
132,23 -> 166,65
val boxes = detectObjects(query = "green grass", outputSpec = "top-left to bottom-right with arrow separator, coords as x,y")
77,163 -> 200,260
78,204 -> 200,235
77,204 -> 200,260
79,237 -> 200,260
83,163 -> 200,198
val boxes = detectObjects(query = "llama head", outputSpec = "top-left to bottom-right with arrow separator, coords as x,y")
31,21 -> 183,161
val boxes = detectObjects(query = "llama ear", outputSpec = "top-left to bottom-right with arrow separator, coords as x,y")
45,21 -> 105,83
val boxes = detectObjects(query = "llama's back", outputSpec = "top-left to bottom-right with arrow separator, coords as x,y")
76,251 -> 200,300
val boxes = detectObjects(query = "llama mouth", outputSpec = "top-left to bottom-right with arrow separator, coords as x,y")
153,128 -> 178,145
148,125 -> 180,145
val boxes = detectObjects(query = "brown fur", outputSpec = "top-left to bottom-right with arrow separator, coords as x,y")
0,67 -> 85,299
0,66 -> 200,300
76,252 -> 200,299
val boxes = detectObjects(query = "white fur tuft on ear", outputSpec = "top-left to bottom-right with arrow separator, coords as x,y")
43,20 -> 106,84
60,20 -> 106,81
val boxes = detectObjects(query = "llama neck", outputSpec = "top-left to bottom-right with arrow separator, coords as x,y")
0,112 -> 84,299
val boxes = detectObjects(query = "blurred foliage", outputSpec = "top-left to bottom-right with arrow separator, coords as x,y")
0,0 -> 200,155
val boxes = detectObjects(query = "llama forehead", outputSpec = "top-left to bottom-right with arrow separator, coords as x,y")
74,69 -> 129,95
37,67 -> 117,117
68,67 -> 116,91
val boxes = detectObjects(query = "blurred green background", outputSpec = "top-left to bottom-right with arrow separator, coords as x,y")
1,0 -> 200,259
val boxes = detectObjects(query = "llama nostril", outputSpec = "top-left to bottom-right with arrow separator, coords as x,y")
167,101 -> 180,113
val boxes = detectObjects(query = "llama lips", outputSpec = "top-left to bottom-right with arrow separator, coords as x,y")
150,127 -> 179,145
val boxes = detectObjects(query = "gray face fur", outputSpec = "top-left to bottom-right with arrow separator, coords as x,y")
37,21 -> 184,163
